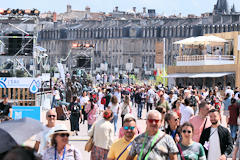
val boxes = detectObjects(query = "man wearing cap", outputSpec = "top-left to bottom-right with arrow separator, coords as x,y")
0,95 -> 12,118
126,110 -> 178,160
107,114 -> 137,160
34,109 -> 57,156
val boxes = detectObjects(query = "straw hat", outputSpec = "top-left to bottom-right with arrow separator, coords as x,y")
49,124 -> 70,138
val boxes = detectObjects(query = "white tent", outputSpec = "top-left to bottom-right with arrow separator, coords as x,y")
174,35 -> 227,45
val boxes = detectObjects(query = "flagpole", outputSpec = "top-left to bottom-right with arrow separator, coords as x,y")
163,38 -> 166,86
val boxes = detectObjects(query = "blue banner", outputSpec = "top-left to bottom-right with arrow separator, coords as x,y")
12,106 -> 41,121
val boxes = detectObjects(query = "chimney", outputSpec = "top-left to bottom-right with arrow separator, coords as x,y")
53,12 -> 57,22
133,7 -> 136,12
67,5 -> 72,13
85,6 -> 90,12
143,7 -> 146,13
115,6 -> 119,12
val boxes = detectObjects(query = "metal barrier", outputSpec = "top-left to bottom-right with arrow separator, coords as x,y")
0,88 -> 36,106
176,55 -> 235,62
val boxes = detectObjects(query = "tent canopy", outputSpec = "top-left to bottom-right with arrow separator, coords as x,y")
174,35 -> 227,46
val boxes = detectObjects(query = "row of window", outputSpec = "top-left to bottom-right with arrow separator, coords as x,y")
39,23 -> 240,41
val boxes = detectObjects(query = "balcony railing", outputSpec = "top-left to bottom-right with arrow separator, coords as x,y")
176,55 -> 235,66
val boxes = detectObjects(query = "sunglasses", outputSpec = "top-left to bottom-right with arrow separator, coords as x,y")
123,126 -> 135,130
148,119 -> 160,124
175,118 -> 179,121
48,115 -> 56,118
58,133 -> 70,137
182,130 -> 192,134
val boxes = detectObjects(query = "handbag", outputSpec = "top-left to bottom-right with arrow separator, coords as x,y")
85,136 -> 94,152
85,125 -> 95,152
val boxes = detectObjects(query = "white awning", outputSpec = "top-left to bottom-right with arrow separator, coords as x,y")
166,72 -> 234,78
166,73 -> 193,78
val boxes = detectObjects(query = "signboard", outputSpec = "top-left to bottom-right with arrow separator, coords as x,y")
126,63 -> 133,71
145,71 -> 152,75
114,67 -> 119,73
39,73 -> 50,82
100,63 -> 108,71
134,68 -> 139,73
12,106 -> 41,121
96,67 -> 101,72
155,42 -> 164,64
0,78 -> 41,94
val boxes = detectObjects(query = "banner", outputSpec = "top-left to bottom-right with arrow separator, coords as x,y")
155,41 -> 164,64
0,78 -> 41,94
57,63 -> 65,83
12,106 -> 41,121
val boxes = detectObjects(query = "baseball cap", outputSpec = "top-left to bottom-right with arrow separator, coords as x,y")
124,113 -> 136,121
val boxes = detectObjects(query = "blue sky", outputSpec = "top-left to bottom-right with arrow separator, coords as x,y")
1,0 -> 240,16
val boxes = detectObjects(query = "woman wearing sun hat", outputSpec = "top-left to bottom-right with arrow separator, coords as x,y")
42,124 -> 82,160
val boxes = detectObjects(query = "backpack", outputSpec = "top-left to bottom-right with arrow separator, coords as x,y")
101,97 -> 106,105
190,96 -> 197,107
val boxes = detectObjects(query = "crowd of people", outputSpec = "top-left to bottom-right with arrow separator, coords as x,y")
2,78 -> 240,160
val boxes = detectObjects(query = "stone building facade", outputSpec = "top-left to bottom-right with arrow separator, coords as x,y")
38,0 -> 240,78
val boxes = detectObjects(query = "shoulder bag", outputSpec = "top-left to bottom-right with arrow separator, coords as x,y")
142,133 -> 166,160
177,143 -> 186,160
85,126 -> 95,152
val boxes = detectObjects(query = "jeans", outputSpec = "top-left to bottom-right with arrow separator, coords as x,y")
113,113 -> 118,133
230,125 -> 238,139
88,124 -> 92,130
147,103 -> 153,112
137,103 -> 143,118
51,96 -> 56,109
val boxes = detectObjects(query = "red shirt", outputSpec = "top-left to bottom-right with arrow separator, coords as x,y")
228,104 -> 239,125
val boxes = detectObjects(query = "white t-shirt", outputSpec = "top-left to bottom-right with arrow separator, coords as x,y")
208,128 -> 221,160
108,102 -> 119,114
147,89 -> 155,104
225,89 -> 234,98
180,105 -> 194,125
80,96 -> 89,106
34,125 -> 54,155
114,91 -> 121,104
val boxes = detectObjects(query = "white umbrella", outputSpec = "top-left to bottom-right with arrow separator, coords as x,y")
192,35 -> 227,45
173,37 -> 196,45
174,35 -> 227,46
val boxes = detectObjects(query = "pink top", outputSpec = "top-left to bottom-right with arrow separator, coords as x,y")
85,103 -> 98,125
189,115 -> 212,142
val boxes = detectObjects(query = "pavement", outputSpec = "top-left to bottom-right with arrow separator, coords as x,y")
23,104 -> 235,160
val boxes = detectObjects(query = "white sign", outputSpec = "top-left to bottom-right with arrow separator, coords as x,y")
0,77 -> 41,94
126,63 -> 133,71
96,67 -> 101,72
114,67 -> 119,73
39,73 -> 50,82
57,63 -> 65,83
100,63 -> 108,71
134,68 -> 139,73
145,71 -> 152,75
